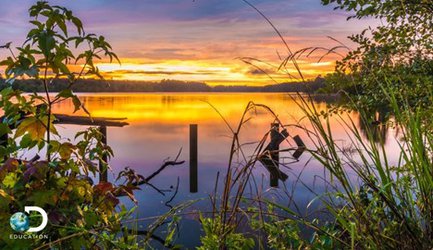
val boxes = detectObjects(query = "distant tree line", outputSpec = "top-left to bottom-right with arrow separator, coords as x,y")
0,77 -> 325,93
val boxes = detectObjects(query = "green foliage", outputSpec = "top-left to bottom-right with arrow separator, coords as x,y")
323,0 -> 432,68
292,84 -> 433,248
247,203 -> 345,250
0,123 -> 143,248
322,0 -> 433,109
260,219 -> 343,250
198,214 -> 255,250
0,2 -> 144,249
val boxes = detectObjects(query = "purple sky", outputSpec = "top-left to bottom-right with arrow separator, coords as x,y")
0,0 -> 375,85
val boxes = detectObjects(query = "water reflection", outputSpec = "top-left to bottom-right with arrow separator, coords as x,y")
49,93 -> 399,248
357,107 -> 394,143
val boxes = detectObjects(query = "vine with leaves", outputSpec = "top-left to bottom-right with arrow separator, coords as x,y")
0,2 -> 148,249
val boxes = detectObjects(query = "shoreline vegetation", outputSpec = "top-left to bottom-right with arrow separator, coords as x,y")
0,77 -> 326,93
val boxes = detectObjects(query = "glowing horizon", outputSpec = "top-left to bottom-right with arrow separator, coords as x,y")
94,59 -> 334,86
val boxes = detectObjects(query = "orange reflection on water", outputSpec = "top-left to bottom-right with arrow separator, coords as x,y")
53,93 -> 329,127
50,93 -> 353,175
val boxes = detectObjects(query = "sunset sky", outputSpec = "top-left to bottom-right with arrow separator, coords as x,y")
0,0 -> 374,86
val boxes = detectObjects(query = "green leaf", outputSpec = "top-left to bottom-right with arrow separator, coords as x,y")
15,117 -> 46,141
38,31 -> 56,57
0,123 -> 11,137
25,65 -> 39,77
0,57 -> 14,66
29,20 -> 43,29
28,190 -> 57,206
53,57 -> 70,75
2,173 -> 18,188
72,96 -> 82,113
58,142 -> 76,160
84,211 -> 98,226
20,133 -> 37,149
18,56 -> 31,68
46,15 -> 55,29
57,89 -> 74,98
71,17 -> 83,35
74,37 -> 84,48
57,19 -> 68,36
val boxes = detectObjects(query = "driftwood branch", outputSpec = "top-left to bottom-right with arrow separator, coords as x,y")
115,149 -> 184,198
133,149 -> 185,186
165,177 -> 180,209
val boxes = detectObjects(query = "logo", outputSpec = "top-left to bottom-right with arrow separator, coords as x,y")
10,206 -> 48,233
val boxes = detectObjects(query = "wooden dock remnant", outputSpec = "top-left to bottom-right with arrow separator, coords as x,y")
292,135 -> 306,160
54,114 -> 128,183
189,124 -> 198,193
54,114 -> 128,127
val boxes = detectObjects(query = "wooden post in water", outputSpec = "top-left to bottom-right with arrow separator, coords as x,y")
99,125 -> 108,183
258,124 -> 289,188
190,124 -> 198,193
269,123 -> 280,187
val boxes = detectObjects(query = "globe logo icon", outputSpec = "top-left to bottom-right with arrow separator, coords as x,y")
10,212 -> 30,232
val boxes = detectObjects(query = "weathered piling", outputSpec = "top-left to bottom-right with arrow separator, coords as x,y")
292,135 -> 306,159
259,123 -> 289,187
269,123 -> 281,187
190,124 -> 198,193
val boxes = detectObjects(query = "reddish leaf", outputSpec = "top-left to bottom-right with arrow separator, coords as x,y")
93,182 -> 114,194
105,192 -> 119,207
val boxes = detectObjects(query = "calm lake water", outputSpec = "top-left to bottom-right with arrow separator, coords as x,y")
44,93 -> 401,247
